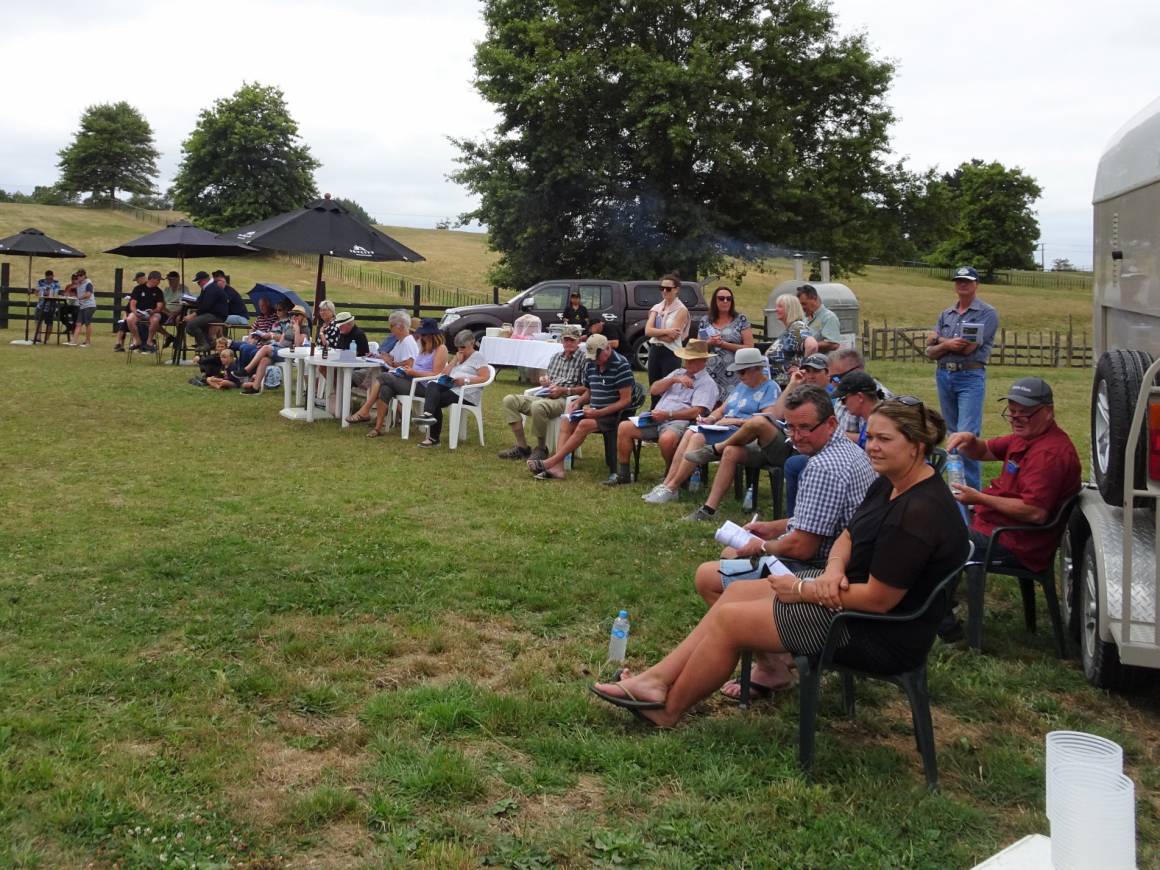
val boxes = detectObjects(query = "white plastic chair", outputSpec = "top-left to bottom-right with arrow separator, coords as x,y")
388,374 -> 436,440
449,365 -> 497,449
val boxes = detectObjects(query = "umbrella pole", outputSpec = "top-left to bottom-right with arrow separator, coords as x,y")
313,254 -> 325,313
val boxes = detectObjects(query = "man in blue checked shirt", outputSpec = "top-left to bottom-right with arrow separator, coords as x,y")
926,266 -> 999,491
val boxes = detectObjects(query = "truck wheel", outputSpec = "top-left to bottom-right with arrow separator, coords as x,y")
1080,538 -> 1122,689
1091,349 -> 1153,506
1057,522 -> 1083,642
631,336 -> 650,371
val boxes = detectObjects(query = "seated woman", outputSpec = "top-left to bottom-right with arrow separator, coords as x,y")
241,304 -> 308,392
347,311 -> 420,429
363,318 -> 448,437
592,396 -> 968,727
765,293 -> 818,387
413,329 -> 490,448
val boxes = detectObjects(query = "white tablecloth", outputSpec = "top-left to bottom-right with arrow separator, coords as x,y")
480,336 -> 564,369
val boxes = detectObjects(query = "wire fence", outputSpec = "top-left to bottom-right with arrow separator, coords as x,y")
869,261 -> 1092,291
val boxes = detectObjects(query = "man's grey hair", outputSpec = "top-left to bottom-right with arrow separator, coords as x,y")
388,309 -> 410,328
828,347 -> 864,368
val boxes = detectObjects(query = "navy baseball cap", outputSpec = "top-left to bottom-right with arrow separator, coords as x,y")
1004,377 -> 1053,407
953,266 -> 979,282
800,353 -> 829,371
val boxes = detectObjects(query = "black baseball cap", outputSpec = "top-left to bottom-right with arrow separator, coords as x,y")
134,271 -> 146,280
800,353 -> 829,371
834,370 -> 882,399
194,271 -> 211,282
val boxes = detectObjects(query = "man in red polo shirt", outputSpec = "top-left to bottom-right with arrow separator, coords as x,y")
939,376 -> 1081,639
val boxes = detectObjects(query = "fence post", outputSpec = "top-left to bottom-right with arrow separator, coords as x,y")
112,268 -> 124,330
0,262 -> 9,330
492,286 -> 499,304
1066,316 -> 1074,368
412,284 -> 421,316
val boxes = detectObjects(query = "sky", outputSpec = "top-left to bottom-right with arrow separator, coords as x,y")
2,0 -> 1159,271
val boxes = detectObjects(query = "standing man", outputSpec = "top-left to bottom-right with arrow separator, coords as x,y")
795,284 -> 841,353
925,265 -> 1000,491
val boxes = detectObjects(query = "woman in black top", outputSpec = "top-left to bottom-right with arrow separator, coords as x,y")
591,396 -> 968,726
560,291 -> 589,330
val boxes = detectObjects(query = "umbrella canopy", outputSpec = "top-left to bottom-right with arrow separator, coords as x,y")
105,220 -> 258,286
0,227 -> 86,344
217,194 -> 424,311
248,283 -> 312,321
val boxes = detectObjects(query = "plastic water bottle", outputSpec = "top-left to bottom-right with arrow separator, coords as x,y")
608,611 -> 630,663
945,449 -> 966,491
689,467 -> 702,492
564,452 -> 573,471
742,482 -> 755,511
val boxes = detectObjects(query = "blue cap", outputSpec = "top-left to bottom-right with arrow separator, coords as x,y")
618,610 -> 628,617
953,266 -> 979,282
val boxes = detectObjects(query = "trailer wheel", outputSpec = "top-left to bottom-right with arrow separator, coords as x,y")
631,335 -> 650,371
1057,522 -> 1083,642
1080,538 -> 1122,689
1091,349 -> 1153,506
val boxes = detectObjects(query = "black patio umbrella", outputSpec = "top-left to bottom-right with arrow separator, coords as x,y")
105,220 -> 258,286
216,194 -> 424,313
0,227 -> 86,345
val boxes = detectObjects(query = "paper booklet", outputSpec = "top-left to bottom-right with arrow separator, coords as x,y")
629,413 -> 654,427
532,387 -> 553,397
960,322 -> 983,343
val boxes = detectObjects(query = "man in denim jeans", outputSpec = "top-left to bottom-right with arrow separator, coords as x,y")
925,266 -> 999,491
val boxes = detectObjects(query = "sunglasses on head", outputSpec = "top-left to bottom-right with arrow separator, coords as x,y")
885,395 -> 927,425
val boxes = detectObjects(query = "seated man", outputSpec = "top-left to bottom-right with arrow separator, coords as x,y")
608,338 -> 719,485
332,312 -> 369,355
642,346 -> 781,505
828,348 -> 893,440
586,313 -> 622,350
692,384 -> 878,695
114,272 -> 147,351
217,271 -> 250,327
832,371 -> 884,449
160,271 -> 186,345
526,333 -> 636,481
185,271 -> 228,350
126,270 -> 166,352
939,377 -> 1081,639
251,297 -> 280,335
498,324 -> 588,461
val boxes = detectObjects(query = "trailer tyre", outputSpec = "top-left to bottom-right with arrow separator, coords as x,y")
1057,522 -> 1083,642
1080,538 -> 1122,689
1091,349 -> 1153,506
631,335 -> 650,371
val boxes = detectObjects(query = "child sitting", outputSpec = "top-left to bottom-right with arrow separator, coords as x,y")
206,349 -> 244,390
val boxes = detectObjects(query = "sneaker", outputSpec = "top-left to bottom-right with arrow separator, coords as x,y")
529,446 -> 549,462
497,445 -> 532,460
684,444 -> 720,465
643,486 -> 678,504
79,342 -> 90,348
937,613 -> 964,643
64,340 -> 77,346
114,345 -> 125,352
683,505 -> 718,522
414,414 -> 437,426
602,474 -> 632,486
642,484 -> 668,501
241,385 -> 260,395
142,344 -> 157,353
188,377 -> 206,387
418,438 -> 439,448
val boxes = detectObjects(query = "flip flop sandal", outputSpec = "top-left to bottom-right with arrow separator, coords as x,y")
365,428 -> 384,438
346,413 -> 371,423
589,684 -> 665,710
533,471 -> 559,481
527,459 -> 546,474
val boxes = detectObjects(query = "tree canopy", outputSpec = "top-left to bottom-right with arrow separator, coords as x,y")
453,0 -> 897,287
925,159 -> 1042,276
172,82 -> 320,232
56,102 -> 159,202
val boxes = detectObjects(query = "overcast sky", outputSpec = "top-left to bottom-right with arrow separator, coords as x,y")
3,0 -> 1159,269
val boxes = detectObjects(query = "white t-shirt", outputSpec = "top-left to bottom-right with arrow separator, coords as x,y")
450,351 -> 489,404
386,334 -> 419,367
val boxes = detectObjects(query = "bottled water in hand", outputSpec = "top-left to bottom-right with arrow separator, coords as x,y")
945,449 -> 966,491
607,610 -> 630,663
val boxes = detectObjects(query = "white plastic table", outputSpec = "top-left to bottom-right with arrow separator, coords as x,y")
277,347 -> 313,421
303,354 -> 381,427
971,834 -> 1052,869
480,336 -> 564,369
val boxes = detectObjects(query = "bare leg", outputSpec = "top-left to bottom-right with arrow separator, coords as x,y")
661,430 -> 706,489
594,581 -> 786,726
541,418 -> 598,475
353,379 -> 382,418
615,420 -> 636,463
658,429 -> 681,468
703,445 -> 746,510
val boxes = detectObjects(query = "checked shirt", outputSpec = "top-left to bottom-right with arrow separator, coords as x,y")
789,428 -> 878,560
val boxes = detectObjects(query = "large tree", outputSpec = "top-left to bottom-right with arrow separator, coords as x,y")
172,82 -> 320,232
925,159 -> 1042,275
57,102 -> 159,202
452,0 -> 896,287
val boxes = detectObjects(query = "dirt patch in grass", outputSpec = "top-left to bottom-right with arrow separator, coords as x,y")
290,820 -> 369,869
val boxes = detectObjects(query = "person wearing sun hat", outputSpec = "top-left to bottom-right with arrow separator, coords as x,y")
925,265 -> 1000,491
937,376 -> 1081,641
606,338 -> 719,485
331,311 -> 369,356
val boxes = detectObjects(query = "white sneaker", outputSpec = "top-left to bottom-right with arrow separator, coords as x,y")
642,484 -> 667,501
64,340 -> 76,346
643,486 -> 678,504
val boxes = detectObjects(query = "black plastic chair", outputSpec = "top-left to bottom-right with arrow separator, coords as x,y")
738,544 -> 973,791
965,490 -> 1082,658
928,447 -> 948,474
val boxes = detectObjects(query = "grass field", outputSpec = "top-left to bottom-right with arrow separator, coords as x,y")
1,333 -> 1156,868
3,204 -> 1154,868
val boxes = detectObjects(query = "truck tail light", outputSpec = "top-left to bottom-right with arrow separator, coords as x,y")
1150,402 -> 1160,481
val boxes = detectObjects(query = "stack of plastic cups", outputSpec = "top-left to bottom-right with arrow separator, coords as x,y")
1045,731 -> 1133,870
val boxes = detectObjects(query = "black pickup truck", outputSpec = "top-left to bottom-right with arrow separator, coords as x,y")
438,279 -> 708,370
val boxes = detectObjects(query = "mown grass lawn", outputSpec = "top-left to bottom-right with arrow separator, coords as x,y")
1,336 -> 1156,868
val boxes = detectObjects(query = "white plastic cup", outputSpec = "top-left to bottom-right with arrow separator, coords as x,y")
1045,730 -> 1122,821
1049,761 -> 1134,870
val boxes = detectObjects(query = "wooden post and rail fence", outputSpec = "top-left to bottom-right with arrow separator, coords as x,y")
0,262 -> 503,332
859,318 -> 1094,368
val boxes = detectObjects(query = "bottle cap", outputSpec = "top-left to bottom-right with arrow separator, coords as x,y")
618,610 -> 628,618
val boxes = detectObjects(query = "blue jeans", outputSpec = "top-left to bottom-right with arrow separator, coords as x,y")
936,367 -> 986,490
783,453 -> 809,516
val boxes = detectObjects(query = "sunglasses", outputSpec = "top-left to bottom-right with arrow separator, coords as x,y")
715,295 -> 733,302
661,285 -> 678,292
885,395 -> 928,427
